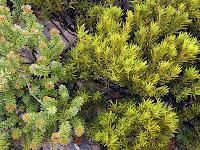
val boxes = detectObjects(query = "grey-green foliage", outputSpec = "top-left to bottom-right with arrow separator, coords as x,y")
10,0 -> 24,23
0,3 -> 84,149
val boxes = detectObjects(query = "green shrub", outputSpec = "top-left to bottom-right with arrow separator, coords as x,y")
0,2 -> 84,149
70,4 -> 200,99
87,99 -> 179,150
0,0 -> 199,149
68,1 -> 200,148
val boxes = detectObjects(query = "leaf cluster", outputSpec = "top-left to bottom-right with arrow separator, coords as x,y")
87,99 -> 179,150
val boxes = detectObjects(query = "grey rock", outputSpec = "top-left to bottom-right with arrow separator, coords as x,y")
36,135 -> 101,150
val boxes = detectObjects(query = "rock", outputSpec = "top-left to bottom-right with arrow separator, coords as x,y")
78,135 -> 101,150
36,18 -> 77,50
36,134 -> 101,150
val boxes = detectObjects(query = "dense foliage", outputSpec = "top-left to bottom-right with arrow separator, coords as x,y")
87,99 -> 178,150
0,0 -> 200,149
70,1 -> 200,99
0,1 -> 84,149
69,0 -> 200,149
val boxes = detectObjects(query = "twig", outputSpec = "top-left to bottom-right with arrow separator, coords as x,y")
65,25 -> 76,36
21,73 -> 45,106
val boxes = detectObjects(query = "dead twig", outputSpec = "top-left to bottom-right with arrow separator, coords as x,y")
20,73 -> 45,106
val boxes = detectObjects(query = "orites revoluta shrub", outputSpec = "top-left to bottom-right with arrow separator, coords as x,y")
70,3 -> 200,100
0,2 -> 84,149
69,1 -> 200,149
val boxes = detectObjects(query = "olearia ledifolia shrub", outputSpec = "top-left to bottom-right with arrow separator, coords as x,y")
86,99 -> 179,150
68,0 -> 200,149
0,2 -> 84,149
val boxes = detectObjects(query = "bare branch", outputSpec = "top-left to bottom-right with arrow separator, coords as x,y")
21,73 -> 45,106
